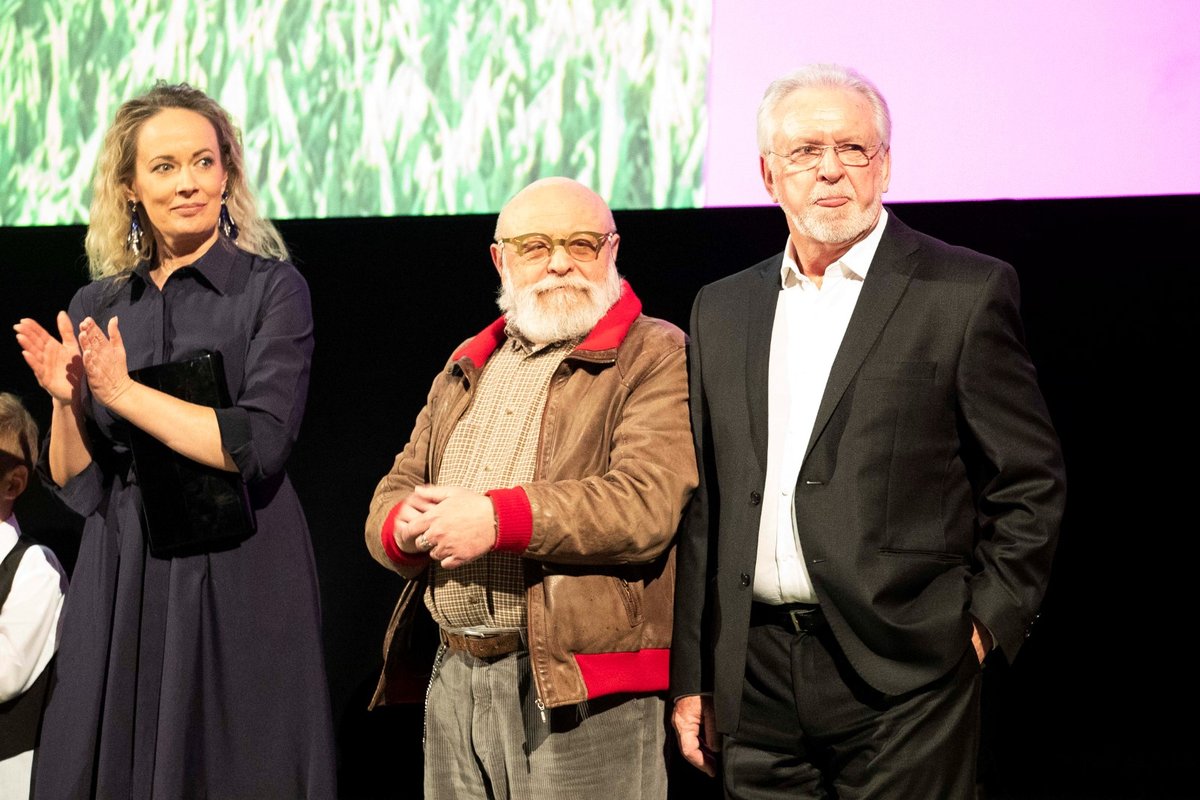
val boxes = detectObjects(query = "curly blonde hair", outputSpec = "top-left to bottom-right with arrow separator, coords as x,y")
84,82 -> 289,280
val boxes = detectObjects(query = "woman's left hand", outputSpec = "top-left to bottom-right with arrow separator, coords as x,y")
79,316 -> 135,409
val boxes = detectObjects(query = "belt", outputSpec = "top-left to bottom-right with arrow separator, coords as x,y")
441,629 -> 525,660
750,602 -> 827,634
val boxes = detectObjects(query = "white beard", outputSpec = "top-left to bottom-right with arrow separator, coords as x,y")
782,193 -> 881,245
496,264 -> 623,345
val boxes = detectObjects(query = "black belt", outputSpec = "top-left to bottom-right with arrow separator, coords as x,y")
750,602 -> 827,634
441,629 -> 525,660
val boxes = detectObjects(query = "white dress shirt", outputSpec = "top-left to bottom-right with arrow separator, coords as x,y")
753,210 -> 889,604
0,513 -> 68,798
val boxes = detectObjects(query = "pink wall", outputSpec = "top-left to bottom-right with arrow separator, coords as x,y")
705,0 -> 1200,206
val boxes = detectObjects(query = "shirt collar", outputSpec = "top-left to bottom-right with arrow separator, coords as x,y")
779,207 -> 889,288
1,513 -> 18,552
131,235 -> 239,295
502,328 -> 580,357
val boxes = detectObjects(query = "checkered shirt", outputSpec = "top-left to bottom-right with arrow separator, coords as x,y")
425,333 -> 577,631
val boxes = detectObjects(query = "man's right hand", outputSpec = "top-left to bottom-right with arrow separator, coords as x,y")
672,694 -> 719,777
393,490 -> 437,555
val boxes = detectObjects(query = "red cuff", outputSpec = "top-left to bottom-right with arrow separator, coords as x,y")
380,500 -> 430,567
485,487 -> 533,553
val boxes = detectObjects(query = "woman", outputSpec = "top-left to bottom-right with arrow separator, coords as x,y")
13,83 -> 335,799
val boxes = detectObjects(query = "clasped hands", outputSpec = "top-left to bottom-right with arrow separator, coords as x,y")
15,312 -> 136,410
393,484 -> 497,570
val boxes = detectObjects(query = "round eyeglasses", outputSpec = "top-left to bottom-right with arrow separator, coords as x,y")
495,231 -> 616,264
768,143 -> 885,172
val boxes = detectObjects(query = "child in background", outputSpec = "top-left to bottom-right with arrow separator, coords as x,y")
0,392 -> 67,799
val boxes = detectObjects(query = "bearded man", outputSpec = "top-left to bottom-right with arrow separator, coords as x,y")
365,177 -> 697,800
671,64 -> 1066,798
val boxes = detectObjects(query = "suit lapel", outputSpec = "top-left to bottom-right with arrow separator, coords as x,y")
745,256 -> 783,473
804,214 -> 921,462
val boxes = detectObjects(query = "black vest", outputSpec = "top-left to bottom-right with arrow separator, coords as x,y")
0,536 -> 55,760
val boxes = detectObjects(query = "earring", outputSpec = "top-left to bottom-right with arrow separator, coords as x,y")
219,190 -> 239,241
126,200 -> 144,257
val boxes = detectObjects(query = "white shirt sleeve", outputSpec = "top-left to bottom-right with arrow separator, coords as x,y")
0,544 -> 67,702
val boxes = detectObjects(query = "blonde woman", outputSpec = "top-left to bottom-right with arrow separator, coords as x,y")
13,83 -> 335,799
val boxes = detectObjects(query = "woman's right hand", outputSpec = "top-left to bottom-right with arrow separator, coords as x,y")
14,312 -> 85,407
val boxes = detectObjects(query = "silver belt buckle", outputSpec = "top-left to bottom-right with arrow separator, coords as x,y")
787,607 -> 818,633
460,626 -> 494,639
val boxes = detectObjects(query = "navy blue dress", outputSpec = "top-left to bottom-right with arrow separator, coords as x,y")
34,237 -> 336,799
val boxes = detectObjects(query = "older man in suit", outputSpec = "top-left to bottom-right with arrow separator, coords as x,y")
670,63 -> 1066,798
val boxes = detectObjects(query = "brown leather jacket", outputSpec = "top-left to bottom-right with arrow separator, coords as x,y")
366,282 -> 697,709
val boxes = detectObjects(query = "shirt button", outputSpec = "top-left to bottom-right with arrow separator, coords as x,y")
740,573 -> 751,587
749,491 -> 761,505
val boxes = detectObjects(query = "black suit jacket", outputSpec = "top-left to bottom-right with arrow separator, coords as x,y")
670,211 -> 1066,732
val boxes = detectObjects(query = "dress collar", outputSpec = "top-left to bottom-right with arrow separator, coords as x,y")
131,235 -> 240,295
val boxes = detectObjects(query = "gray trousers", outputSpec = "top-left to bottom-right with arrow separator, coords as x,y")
424,647 -> 668,800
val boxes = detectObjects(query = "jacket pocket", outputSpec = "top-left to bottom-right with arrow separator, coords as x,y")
612,577 -> 644,627
877,547 -> 966,564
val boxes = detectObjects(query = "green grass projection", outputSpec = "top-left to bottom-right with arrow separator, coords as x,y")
0,0 -> 710,225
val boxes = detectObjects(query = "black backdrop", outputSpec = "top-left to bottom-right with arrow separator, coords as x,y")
2,194 -> 1197,799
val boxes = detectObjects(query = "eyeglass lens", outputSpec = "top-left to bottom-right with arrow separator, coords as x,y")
511,234 -> 607,262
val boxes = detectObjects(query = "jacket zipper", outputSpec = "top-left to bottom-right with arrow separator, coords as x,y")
526,365 -> 562,718
524,350 -> 618,720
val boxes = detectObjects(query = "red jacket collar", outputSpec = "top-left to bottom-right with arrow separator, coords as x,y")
452,280 -> 642,367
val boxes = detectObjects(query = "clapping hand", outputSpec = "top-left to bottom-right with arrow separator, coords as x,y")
77,316 -> 135,409
14,312 -> 84,406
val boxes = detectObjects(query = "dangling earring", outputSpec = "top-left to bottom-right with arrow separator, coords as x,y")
126,200 -> 144,257
219,189 -> 239,241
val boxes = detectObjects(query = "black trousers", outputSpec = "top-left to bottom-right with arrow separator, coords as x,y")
723,605 -> 981,800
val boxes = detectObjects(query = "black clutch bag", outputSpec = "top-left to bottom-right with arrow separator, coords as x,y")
127,351 -> 256,557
